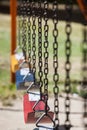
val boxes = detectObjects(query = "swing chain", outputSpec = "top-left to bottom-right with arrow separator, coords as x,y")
65,1 -> 72,130
38,0 -> 43,96
43,0 -> 49,111
32,1 -> 36,77
52,0 -> 59,128
22,0 -> 27,60
82,26 -> 87,89
27,0 -> 31,64
17,0 -> 21,48
82,26 -> 87,129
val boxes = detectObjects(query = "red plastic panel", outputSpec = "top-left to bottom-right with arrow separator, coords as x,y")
23,94 -> 36,123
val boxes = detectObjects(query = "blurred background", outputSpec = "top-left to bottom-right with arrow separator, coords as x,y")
0,0 -> 86,105
0,0 -> 87,130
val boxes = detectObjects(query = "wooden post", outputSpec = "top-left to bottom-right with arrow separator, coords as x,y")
77,0 -> 87,21
10,0 -> 17,83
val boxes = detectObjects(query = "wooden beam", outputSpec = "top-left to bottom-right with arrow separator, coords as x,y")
10,0 -> 17,83
77,0 -> 87,21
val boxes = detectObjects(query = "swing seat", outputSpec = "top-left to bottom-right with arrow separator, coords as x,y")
16,68 -> 34,90
23,94 -> 54,123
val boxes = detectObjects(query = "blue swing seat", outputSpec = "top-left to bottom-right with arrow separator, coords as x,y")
16,68 -> 34,90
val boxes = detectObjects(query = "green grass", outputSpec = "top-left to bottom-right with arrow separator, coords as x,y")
0,31 -> 10,56
0,30 -> 10,85
0,69 -> 10,85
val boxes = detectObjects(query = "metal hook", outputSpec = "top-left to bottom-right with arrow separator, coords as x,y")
27,82 -> 34,92
19,60 -> 28,68
27,81 -> 40,93
36,112 -> 55,130
33,98 -> 50,112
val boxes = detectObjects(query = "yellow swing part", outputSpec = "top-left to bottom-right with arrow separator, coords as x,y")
11,54 -> 19,73
11,52 -> 24,73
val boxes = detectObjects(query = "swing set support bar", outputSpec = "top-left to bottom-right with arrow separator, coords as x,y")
10,0 -> 17,83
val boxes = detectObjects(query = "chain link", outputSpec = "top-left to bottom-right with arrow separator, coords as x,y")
44,1 -> 49,96
82,26 -> 87,129
21,0 -> 27,60
82,26 -> 87,86
52,1 -> 59,128
32,1 -> 36,78
43,0 -> 49,111
65,1 -> 72,130
38,0 -> 43,97
17,0 -> 21,48
27,0 -> 31,65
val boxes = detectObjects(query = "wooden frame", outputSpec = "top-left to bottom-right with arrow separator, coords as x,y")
10,0 -> 17,83
77,0 -> 87,21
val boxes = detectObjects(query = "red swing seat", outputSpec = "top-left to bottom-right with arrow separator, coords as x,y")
23,94 -> 54,123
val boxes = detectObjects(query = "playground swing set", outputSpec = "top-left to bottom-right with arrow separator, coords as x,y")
10,0 -> 87,130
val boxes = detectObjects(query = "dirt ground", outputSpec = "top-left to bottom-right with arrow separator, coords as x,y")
0,95 -> 85,130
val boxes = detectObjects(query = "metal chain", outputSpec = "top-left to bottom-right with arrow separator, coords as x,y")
21,0 -> 27,60
27,0 -> 31,65
82,26 -> 87,91
32,1 -> 36,78
82,26 -> 87,129
38,0 -> 43,97
52,0 -> 59,129
43,0 -> 49,112
17,0 -> 21,48
65,1 -> 72,130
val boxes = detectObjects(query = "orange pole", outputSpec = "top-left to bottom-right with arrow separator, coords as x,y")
77,0 -> 87,21
10,0 -> 17,83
